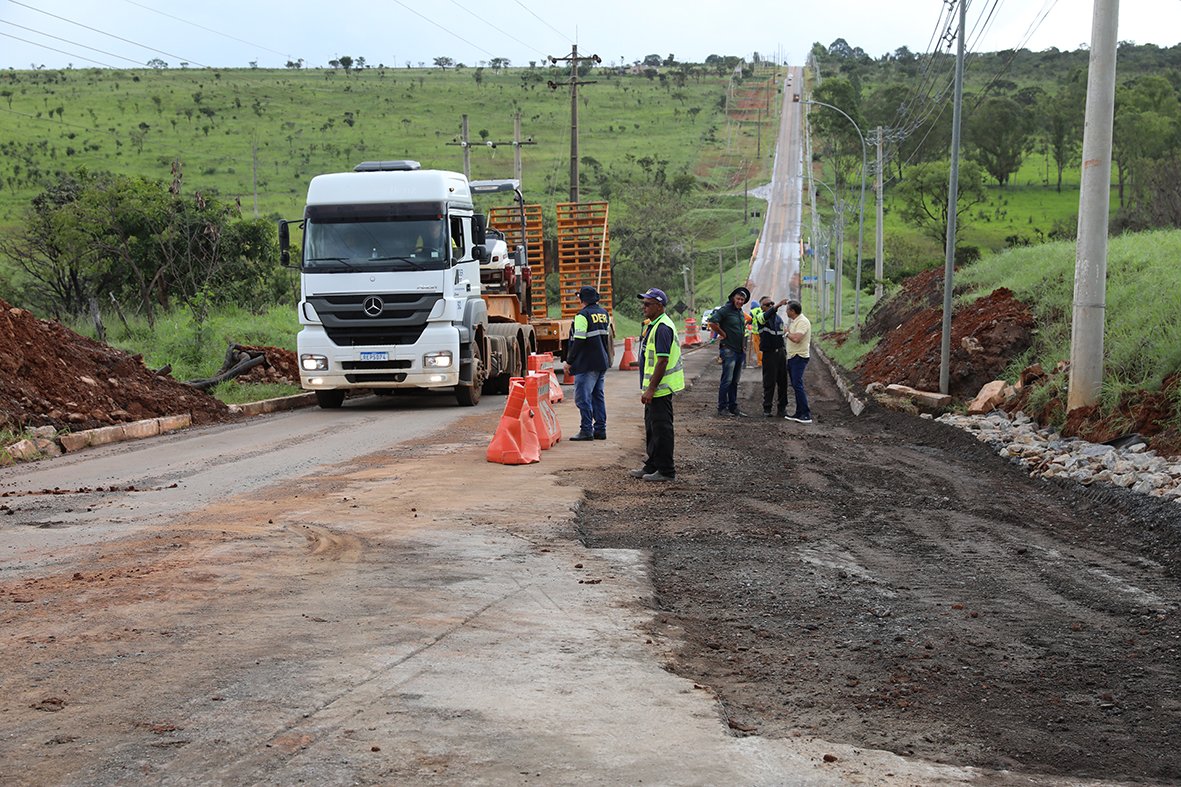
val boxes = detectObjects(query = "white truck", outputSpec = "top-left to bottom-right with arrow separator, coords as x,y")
279,160 -> 535,408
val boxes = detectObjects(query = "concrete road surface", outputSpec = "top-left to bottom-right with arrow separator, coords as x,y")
0,351 -> 1038,785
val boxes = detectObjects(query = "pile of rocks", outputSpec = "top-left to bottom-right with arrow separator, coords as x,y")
1,426 -> 63,465
934,410 -> 1181,503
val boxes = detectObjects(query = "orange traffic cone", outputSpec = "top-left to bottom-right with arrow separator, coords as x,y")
619,336 -> 640,371
525,373 -> 562,448
486,378 -> 540,464
682,317 -> 703,348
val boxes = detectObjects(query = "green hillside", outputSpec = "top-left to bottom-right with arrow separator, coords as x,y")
0,64 -> 775,225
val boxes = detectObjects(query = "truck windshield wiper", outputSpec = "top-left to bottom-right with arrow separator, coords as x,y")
367,255 -> 428,270
306,256 -> 361,272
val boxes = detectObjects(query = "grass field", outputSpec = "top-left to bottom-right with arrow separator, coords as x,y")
0,64 -> 780,228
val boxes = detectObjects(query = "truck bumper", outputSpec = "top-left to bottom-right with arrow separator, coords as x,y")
297,326 -> 461,390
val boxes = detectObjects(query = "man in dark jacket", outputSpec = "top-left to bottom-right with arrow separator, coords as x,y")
755,296 -> 790,416
565,285 -> 612,441
707,286 -> 751,416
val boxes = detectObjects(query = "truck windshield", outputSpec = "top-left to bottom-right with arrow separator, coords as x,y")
303,217 -> 451,272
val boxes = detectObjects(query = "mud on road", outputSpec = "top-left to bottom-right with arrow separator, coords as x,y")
574,349 -> 1181,783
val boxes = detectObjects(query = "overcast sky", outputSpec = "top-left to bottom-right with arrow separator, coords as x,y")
1,0 -> 1178,71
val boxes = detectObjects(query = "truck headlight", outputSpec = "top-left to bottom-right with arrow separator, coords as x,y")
301,354 -> 329,371
424,351 -> 453,368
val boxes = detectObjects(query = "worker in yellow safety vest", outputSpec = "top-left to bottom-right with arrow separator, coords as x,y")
628,287 -> 684,482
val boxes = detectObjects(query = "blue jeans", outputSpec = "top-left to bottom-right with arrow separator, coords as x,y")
573,369 -> 606,435
717,346 -> 744,412
788,355 -> 810,419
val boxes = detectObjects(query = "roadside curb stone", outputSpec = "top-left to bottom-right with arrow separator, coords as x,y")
228,392 -> 318,416
937,409 -> 1181,504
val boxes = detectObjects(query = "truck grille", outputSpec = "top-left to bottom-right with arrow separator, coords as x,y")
308,293 -> 442,347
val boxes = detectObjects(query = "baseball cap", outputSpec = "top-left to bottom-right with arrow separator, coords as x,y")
636,287 -> 668,305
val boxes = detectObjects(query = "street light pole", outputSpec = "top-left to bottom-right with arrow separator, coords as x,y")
805,99 -> 867,327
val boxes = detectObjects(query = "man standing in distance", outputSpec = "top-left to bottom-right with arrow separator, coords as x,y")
565,285 -> 612,441
629,288 -> 684,482
785,300 -> 813,424
756,296 -> 790,417
708,286 -> 751,417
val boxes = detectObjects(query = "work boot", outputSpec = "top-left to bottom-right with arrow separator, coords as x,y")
568,432 -> 595,442
763,408 -> 773,417
641,471 -> 674,482
628,467 -> 651,479
593,432 -> 606,440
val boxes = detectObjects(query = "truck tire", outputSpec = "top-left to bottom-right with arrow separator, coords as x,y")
315,389 -> 345,409
456,340 -> 483,407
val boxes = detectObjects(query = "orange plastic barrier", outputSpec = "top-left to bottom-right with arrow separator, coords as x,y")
619,336 -> 639,371
486,378 -> 541,464
682,317 -> 703,348
525,373 -> 562,448
528,352 -> 564,403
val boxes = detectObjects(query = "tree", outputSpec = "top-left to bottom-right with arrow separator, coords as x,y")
642,54 -> 662,67
473,67 -> 485,88
967,95 -> 1033,187
810,78 -> 864,192
1113,75 -> 1181,207
610,184 -> 690,318
1043,83 -> 1085,192
146,58 -> 168,69
339,55 -> 354,73
433,56 -> 453,70
489,57 -> 510,72
894,159 -> 987,249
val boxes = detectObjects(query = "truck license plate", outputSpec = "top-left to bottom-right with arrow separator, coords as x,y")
359,351 -> 388,362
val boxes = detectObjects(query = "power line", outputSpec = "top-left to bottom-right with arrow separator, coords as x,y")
0,103 -> 108,131
445,0 -> 551,60
0,30 -> 119,69
387,0 -> 497,60
510,0 -> 572,43
5,0 -> 209,68
0,19 -> 144,67
119,0 -> 298,61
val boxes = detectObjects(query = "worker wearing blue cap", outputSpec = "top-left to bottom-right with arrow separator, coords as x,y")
628,288 -> 684,482
566,285 -> 612,441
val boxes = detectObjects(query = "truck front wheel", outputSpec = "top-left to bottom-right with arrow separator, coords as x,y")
456,341 -> 483,407
315,389 -> 345,409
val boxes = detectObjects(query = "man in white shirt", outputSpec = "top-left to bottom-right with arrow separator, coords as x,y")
784,300 -> 813,424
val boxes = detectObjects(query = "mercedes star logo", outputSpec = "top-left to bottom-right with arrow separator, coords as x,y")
362,296 -> 384,317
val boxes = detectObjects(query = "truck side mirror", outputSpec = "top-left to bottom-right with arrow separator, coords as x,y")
473,214 -> 487,245
472,244 -> 488,263
278,220 -> 291,266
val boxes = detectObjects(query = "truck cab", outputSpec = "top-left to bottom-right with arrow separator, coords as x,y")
282,161 -> 491,407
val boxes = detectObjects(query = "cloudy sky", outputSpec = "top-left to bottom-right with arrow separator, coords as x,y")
1,0 -> 1178,71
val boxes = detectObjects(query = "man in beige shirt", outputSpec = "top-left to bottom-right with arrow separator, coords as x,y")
785,300 -> 812,424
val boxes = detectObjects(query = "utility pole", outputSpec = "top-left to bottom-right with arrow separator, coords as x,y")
938,0 -> 967,396
481,113 -> 537,183
718,248 -> 724,306
756,102 -> 762,159
446,114 -> 472,178
834,199 -> 845,328
251,137 -> 259,217
548,45 -> 601,203
875,126 -> 884,299
1068,0 -> 1119,410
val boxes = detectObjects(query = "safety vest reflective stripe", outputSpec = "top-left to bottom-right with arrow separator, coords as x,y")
641,314 -> 685,397
759,325 -> 784,336
581,328 -> 610,337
